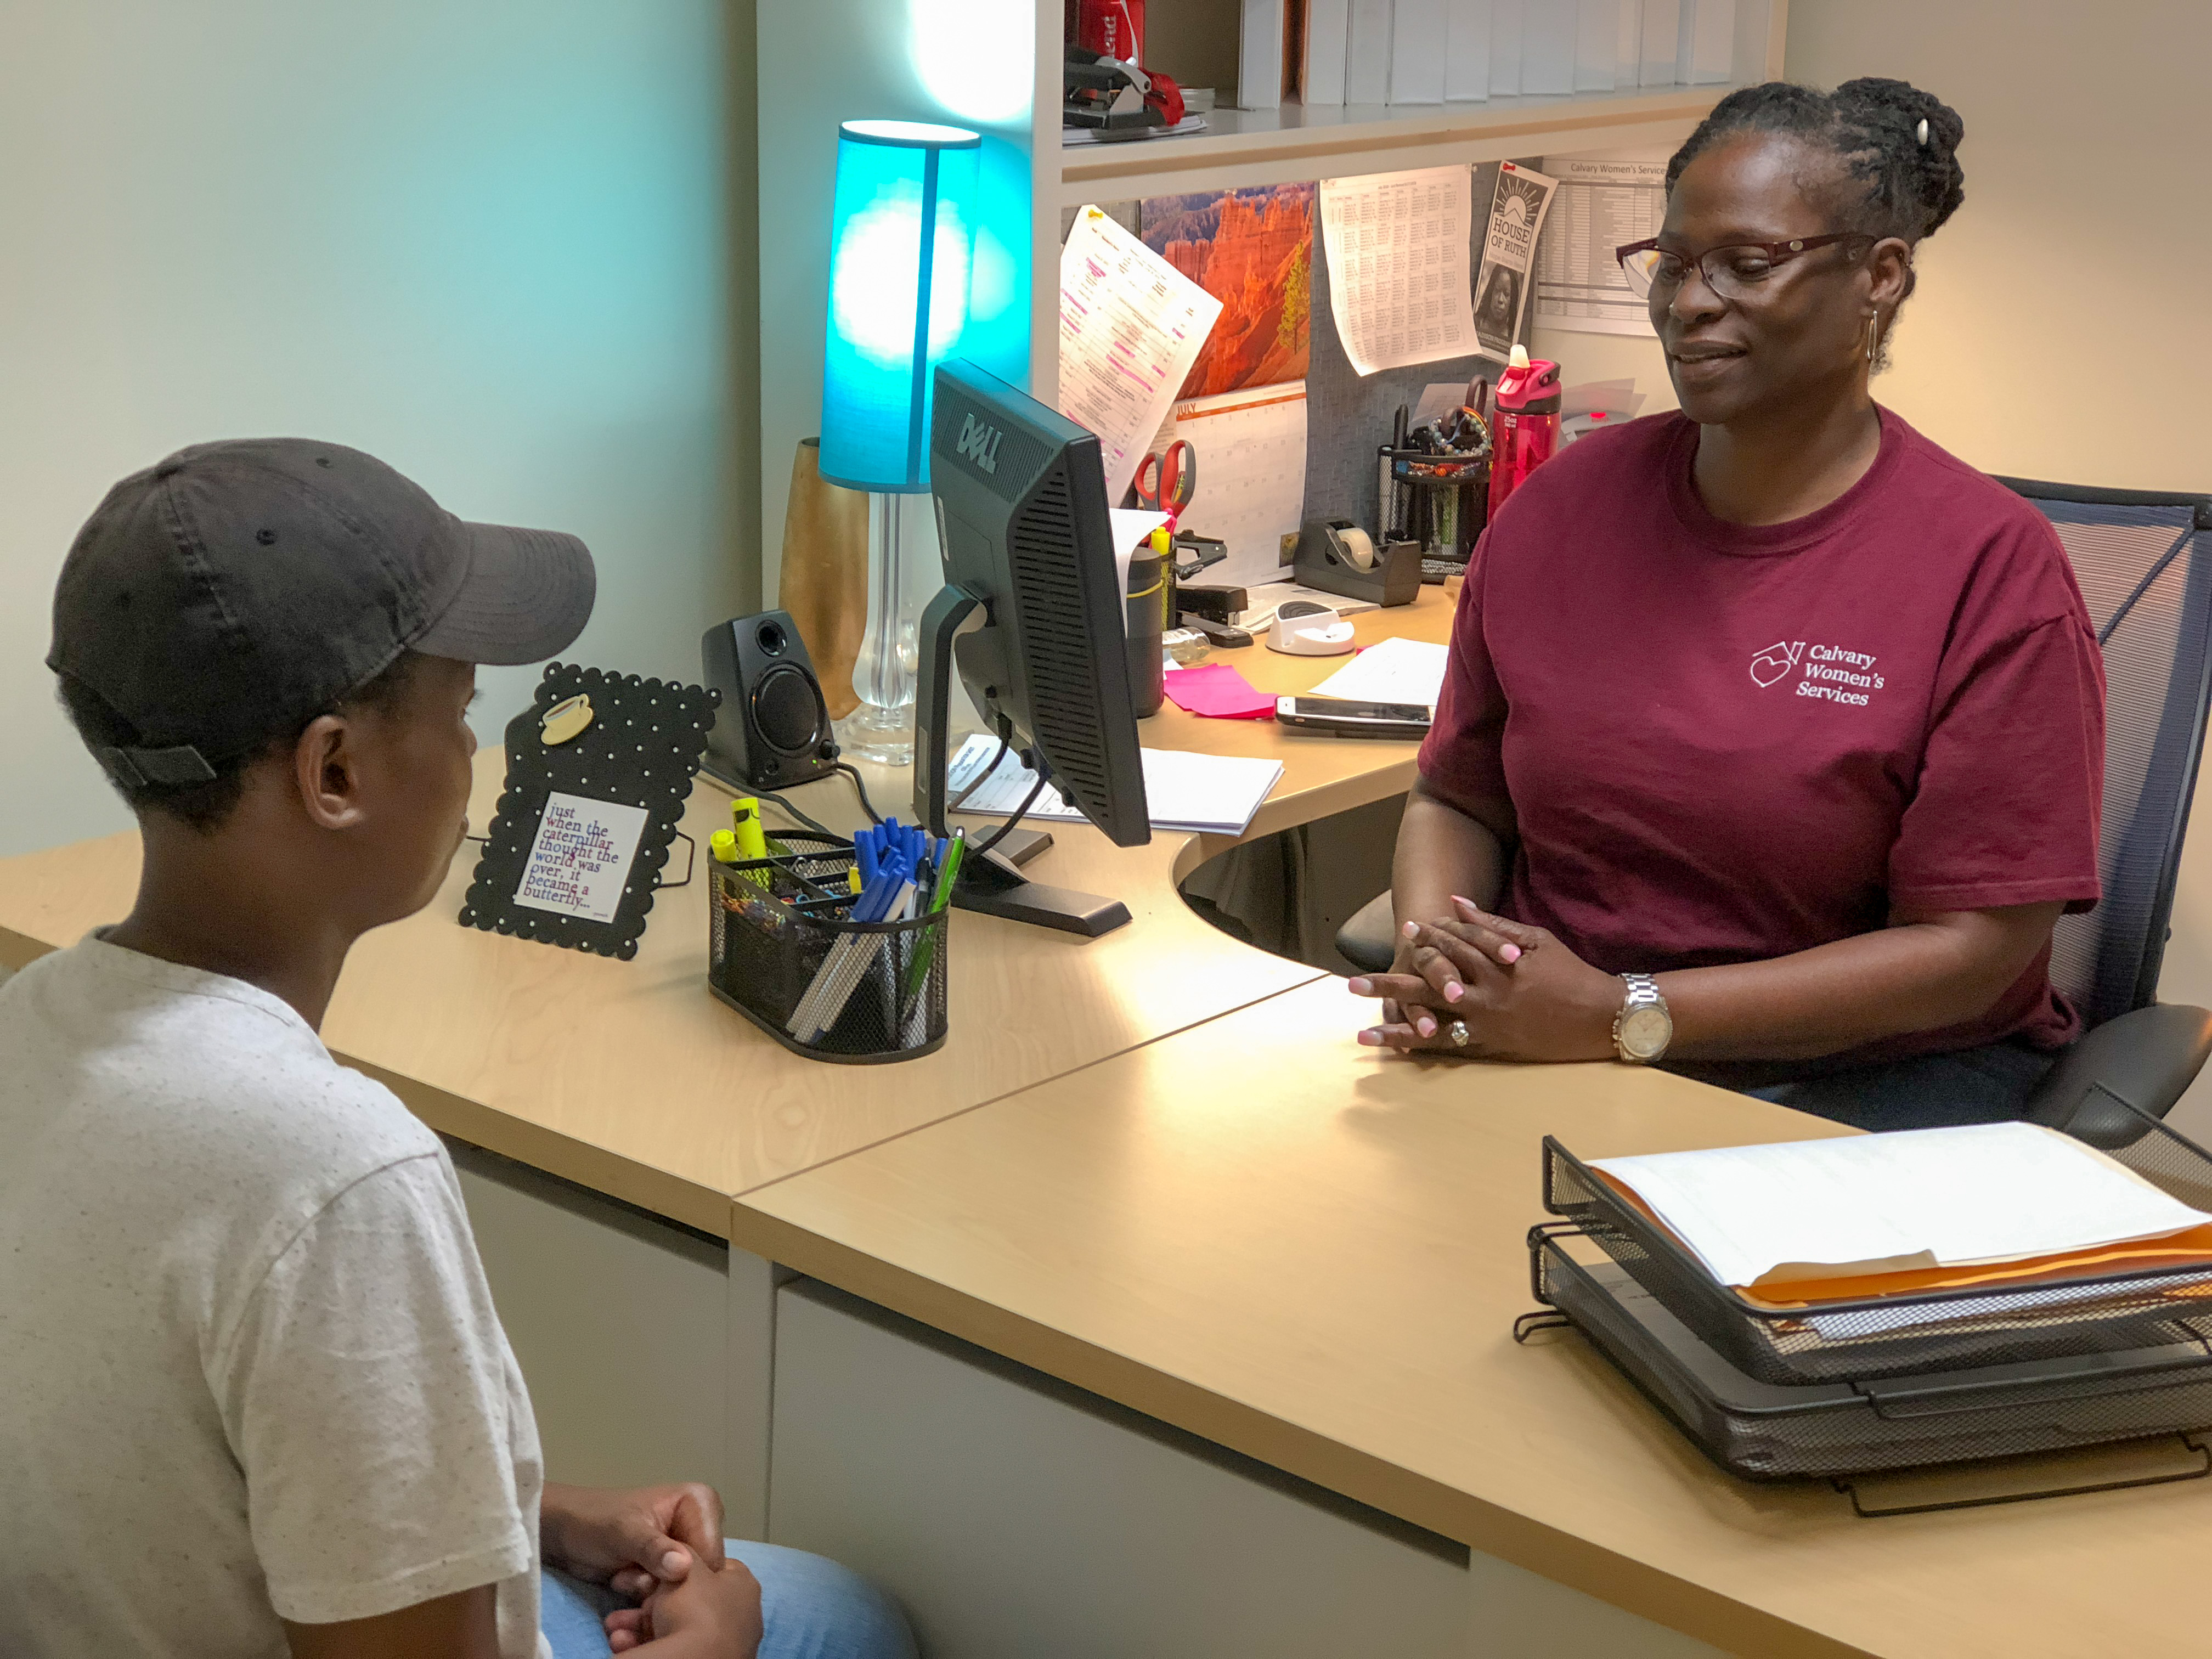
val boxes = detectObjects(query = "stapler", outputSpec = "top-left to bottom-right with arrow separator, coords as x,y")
1064,48 -> 1186,138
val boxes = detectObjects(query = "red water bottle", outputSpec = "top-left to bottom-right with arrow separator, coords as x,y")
1486,346 -> 1562,521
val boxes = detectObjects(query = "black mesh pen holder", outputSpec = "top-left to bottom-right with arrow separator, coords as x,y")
706,833 -> 949,1064
1378,447 -> 1488,562
1538,1103 -> 2212,1386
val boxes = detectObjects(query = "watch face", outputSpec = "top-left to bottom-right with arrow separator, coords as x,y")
1620,1005 -> 1671,1059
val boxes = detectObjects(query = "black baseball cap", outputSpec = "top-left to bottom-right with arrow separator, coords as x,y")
49,438 -> 596,788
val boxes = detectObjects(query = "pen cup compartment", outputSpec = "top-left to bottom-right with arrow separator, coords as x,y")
706,832 -> 950,1064
1378,445 -> 1487,564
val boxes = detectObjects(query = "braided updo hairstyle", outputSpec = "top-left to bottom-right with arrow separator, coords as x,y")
1664,78 -> 1965,366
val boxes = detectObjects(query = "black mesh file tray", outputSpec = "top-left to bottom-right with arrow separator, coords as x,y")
1530,1234 -> 2212,1484
1539,1105 -> 2212,1386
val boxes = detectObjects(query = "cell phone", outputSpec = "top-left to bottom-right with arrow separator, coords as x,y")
1274,695 -> 1433,738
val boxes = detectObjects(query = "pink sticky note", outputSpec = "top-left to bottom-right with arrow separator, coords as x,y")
1164,663 -> 1276,720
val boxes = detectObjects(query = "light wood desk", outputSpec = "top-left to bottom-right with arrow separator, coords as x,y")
731,977 -> 2212,1659
0,588 -> 1452,1234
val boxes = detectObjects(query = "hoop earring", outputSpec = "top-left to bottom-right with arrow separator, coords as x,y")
1864,311 -> 1880,365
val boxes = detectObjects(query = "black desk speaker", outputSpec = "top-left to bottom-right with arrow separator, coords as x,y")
701,611 -> 839,791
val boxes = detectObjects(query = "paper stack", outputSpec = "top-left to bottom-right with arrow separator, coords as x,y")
946,735 -> 1284,837
1591,1122 -> 2212,1311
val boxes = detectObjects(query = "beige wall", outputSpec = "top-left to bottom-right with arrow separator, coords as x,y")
0,1 -> 754,859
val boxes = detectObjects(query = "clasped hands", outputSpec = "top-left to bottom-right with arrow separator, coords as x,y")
1348,896 -> 1620,1062
541,1481 -> 763,1655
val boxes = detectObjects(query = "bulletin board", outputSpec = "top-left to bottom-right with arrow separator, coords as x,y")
459,663 -> 722,960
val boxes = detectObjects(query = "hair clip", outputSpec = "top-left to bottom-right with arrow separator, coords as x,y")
1916,118 -> 1929,147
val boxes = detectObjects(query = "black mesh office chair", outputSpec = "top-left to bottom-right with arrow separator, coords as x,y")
1336,479 -> 2212,1144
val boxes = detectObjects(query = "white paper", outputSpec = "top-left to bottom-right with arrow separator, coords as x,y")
1058,205 -> 1224,507
1520,0 -> 1576,94
1472,160 -> 1556,359
1107,506 -> 1173,611
945,735 -> 1284,837
1318,165 -> 1477,377
1388,0 -> 1446,103
514,790 -> 650,926
1488,0 -> 1521,94
1142,382 -> 1308,589
1240,0 -> 1285,109
1305,0 -> 1351,104
1307,636 -> 1451,706
1592,1123 -> 2212,1291
1443,0 -> 1490,101
1345,0 -> 1392,102
1575,0 -> 1620,89
1534,149 -> 1666,336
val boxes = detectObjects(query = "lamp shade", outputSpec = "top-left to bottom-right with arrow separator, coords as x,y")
819,119 -> 980,494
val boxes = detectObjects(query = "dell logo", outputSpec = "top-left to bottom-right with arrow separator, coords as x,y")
956,413 -> 1003,475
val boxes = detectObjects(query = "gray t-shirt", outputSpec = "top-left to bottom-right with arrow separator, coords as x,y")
0,935 -> 548,1658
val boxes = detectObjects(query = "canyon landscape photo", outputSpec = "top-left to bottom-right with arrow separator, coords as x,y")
1140,183 -> 1314,400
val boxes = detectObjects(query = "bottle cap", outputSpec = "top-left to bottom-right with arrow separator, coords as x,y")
710,828 -> 739,862
1508,343 -> 1530,369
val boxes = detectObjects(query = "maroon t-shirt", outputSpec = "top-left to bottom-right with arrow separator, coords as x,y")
1417,407 -> 2104,1059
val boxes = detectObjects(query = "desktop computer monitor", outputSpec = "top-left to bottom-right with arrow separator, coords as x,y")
913,358 -> 1150,935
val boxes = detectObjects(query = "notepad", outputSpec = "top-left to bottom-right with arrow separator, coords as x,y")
946,734 -> 1282,837
1307,637 -> 1451,708
1591,1123 -> 2212,1296
1163,663 -> 1276,720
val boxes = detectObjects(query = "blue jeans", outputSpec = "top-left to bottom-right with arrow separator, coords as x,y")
542,1540 -> 917,1659
1729,1039 -> 2058,1132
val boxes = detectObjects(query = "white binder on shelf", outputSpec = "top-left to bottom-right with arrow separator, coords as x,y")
1305,0 -> 1352,104
1488,0 -> 1522,95
1615,0 -> 1643,86
1241,0 -> 1286,109
1520,0 -> 1576,94
1389,0 -> 1448,103
1677,0 -> 1734,84
1638,0 -> 1680,84
1443,0 -> 1491,100
1345,0 -> 1393,103
1576,0 -> 1619,89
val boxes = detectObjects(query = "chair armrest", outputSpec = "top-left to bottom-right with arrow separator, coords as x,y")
1334,890 -> 1397,975
2023,1003 -> 2212,1148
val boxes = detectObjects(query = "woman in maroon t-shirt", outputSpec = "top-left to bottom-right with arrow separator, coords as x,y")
1350,79 -> 2107,1131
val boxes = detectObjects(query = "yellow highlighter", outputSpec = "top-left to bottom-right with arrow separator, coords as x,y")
731,797 -> 769,862
710,828 -> 740,863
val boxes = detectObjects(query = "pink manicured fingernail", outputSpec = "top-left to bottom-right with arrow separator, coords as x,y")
1348,977 -> 1372,994
1416,1017 -> 1437,1037
662,1551 -> 686,1576
1402,920 -> 1420,939
1500,944 -> 1521,963
1358,1029 -> 1382,1045
1444,981 -> 1464,1002
1451,894 -> 1475,908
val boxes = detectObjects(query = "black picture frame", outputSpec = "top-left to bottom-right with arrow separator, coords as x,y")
459,663 -> 722,960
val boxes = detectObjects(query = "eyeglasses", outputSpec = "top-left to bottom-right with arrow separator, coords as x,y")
1615,233 -> 1876,301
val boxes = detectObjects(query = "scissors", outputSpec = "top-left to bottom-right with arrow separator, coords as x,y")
1133,439 -> 1197,526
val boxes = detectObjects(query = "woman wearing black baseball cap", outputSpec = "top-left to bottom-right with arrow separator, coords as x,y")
2,439 -> 913,1659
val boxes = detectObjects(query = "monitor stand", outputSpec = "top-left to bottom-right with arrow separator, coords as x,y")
912,585 -> 1134,939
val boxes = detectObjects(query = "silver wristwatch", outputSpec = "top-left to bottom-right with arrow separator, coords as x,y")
1613,973 -> 1672,1064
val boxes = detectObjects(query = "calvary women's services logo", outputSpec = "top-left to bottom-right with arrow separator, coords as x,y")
1749,641 -> 1887,707
1748,641 -> 1803,688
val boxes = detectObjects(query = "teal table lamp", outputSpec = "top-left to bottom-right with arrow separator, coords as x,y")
819,118 -> 980,764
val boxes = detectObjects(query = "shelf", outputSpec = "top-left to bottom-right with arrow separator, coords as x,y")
1058,84 -> 1732,202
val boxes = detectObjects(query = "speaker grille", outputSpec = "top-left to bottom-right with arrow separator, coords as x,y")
1009,468 -> 1115,813
754,665 -> 821,753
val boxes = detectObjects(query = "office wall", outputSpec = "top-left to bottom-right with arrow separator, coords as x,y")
0,1 -> 752,859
